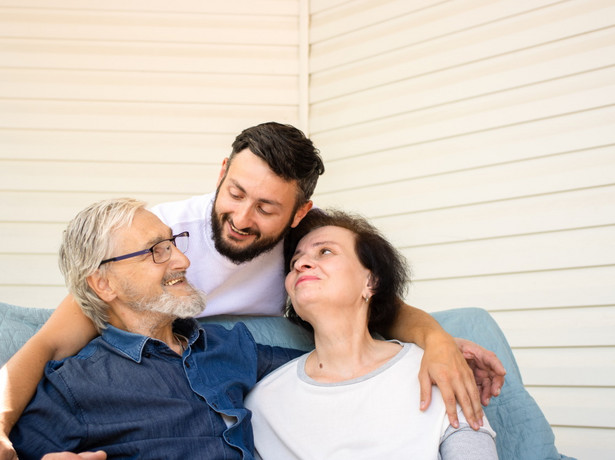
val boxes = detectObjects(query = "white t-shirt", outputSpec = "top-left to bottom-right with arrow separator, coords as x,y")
245,342 -> 496,460
151,193 -> 287,317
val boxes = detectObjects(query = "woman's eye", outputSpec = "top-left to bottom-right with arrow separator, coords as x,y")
320,248 -> 332,255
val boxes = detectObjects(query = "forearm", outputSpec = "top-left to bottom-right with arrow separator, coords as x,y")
1,295 -> 97,437
1,338 -> 52,437
387,302 -> 451,347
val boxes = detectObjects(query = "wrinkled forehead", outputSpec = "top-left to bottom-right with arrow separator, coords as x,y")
111,209 -> 172,251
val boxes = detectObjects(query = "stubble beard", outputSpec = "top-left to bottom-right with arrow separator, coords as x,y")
210,195 -> 292,265
124,275 -> 207,319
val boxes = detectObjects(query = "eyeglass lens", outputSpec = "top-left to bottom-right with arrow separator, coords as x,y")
152,234 -> 189,264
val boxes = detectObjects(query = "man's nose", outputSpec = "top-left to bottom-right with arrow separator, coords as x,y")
232,203 -> 253,230
168,244 -> 190,270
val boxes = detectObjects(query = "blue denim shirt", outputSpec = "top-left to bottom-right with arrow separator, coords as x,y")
10,319 -> 301,460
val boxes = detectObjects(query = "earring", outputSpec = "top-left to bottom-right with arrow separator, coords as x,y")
363,294 -> 370,303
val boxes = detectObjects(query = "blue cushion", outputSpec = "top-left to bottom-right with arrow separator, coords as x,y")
0,302 -> 574,459
0,303 -> 53,367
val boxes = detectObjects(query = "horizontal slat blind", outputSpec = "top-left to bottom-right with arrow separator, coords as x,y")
309,1 -> 615,458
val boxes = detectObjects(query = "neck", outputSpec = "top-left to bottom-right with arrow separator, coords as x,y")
307,309 -> 400,383
107,305 -> 181,354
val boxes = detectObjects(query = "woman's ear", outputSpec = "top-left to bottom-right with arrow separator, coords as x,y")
87,270 -> 116,303
362,272 -> 376,302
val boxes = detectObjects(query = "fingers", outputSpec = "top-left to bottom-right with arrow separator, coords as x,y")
42,452 -> 107,460
455,369 -> 483,431
79,452 -> 107,460
440,384 -> 461,429
79,450 -> 107,460
418,366 -> 433,413
491,373 -> 505,397
0,436 -> 18,460
479,376 -> 493,406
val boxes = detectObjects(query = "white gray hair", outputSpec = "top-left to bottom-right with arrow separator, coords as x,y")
58,198 -> 146,332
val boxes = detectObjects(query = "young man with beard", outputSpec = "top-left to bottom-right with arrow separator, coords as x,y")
1,123 -> 505,459
9,198 -> 301,459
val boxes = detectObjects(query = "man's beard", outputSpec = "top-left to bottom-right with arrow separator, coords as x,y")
124,275 -> 207,319
210,196 -> 293,264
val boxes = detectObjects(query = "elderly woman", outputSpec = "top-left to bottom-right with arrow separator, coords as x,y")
245,209 -> 497,459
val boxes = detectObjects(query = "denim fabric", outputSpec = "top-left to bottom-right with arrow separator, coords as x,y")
10,319 -> 301,460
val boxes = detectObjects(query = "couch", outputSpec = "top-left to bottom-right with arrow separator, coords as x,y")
0,302 -> 574,460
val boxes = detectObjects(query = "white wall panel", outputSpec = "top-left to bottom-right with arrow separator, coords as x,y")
310,0 -> 614,76
491,307 -> 615,348
405,226 -> 615,280
0,223 -> 66,254
0,191 -> 193,223
2,100 -> 296,133
1,254 -> 63,286
1,160 -> 218,193
0,1 -> 298,15
408,266 -> 615,311
529,386 -> 614,428
515,347 -> 615,387
552,426 -> 614,460
0,69 -> 298,105
317,107 -> 615,187
1,9 -> 298,45
0,286 -> 68,311
2,39 -> 298,75
0,130 -> 232,162
375,186 -> 615,248
316,146 -> 615,217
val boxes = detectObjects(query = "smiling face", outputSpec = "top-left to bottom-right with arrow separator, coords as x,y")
285,225 -> 372,324
102,209 -> 205,318
211,149 -> 312,264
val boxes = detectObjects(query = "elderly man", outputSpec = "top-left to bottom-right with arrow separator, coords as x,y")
9,198 -> 300,459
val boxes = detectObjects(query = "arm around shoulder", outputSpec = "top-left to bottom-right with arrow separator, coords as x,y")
0,295 -> 97,440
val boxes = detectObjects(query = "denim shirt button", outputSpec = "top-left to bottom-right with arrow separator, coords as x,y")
185,361 -> 191,368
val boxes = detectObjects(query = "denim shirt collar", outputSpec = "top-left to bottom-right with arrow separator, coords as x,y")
100,318 -> 203,363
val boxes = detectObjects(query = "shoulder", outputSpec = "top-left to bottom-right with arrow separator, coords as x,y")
42,337 -> 107,390
202,322 -> 257,349
248,353 -> 304,395
150,193 -> 214,223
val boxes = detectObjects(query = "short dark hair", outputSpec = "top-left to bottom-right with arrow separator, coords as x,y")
284,208 -> 410,336
230,122 -> 325,204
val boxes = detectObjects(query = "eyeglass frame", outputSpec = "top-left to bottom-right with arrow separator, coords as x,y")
99,231 -> 189,266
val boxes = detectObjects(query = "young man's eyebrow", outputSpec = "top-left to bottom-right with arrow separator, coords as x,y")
228,179 -> 284,207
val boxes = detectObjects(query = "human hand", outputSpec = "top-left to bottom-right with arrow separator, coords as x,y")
0,435 -> 17,460
454,337 -> 506,406
41,452 -> 106,460
418,334 -> 484,431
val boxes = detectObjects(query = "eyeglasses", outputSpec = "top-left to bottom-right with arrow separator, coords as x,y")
99,231 -> 189,266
